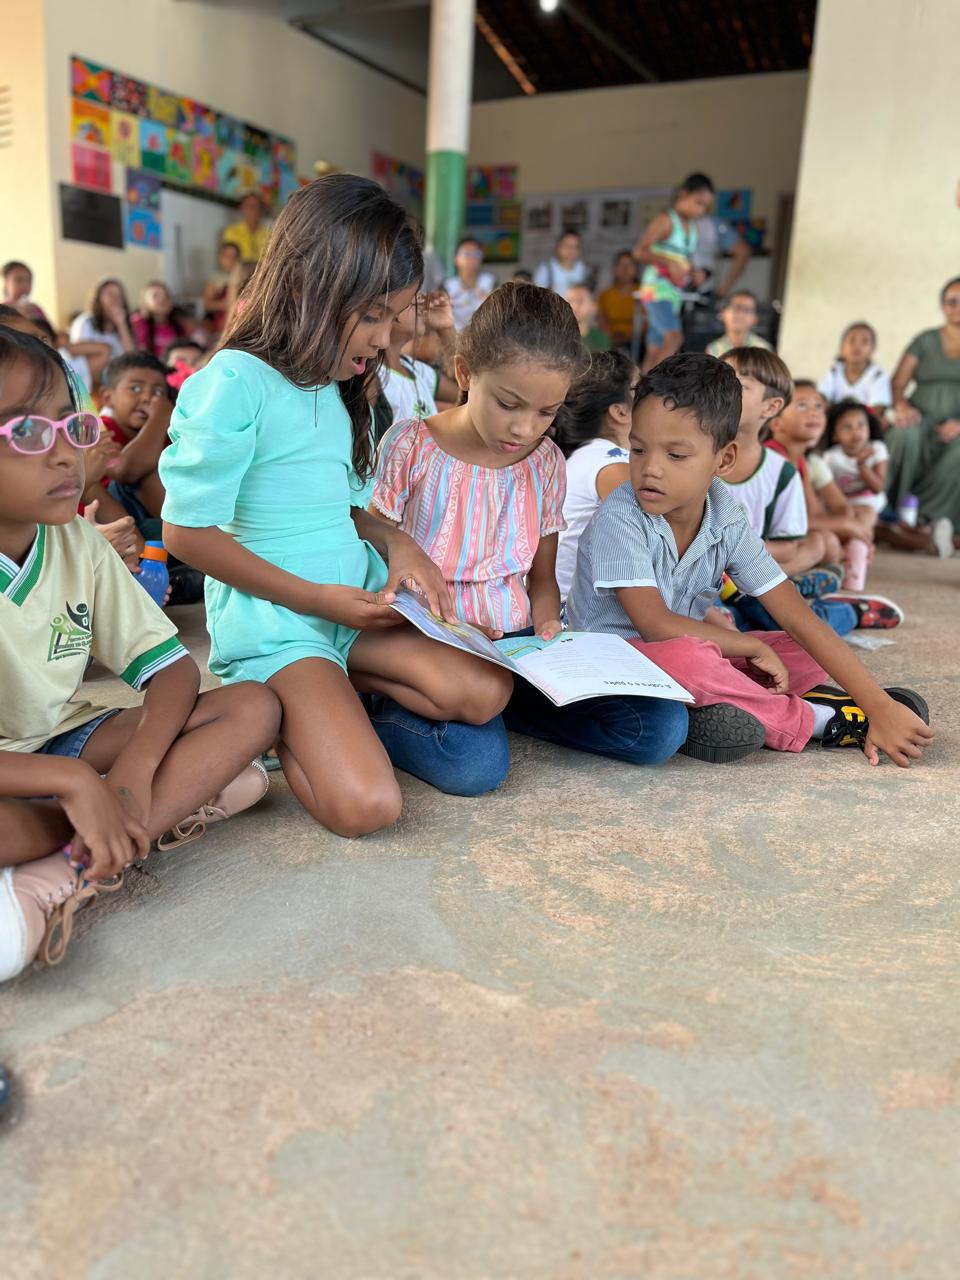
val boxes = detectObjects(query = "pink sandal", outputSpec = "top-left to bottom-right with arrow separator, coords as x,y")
157,760 -> 270,851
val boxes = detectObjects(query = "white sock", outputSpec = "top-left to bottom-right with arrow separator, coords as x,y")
808,701 -> 835,739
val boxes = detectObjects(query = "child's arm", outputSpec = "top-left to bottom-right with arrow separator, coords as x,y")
765,538 -> 800,565
807,479 -> 869,540
0,751 -> 148,878
108,396 -> 172,485
527,534 -> 562,640
760,581 -> 934,766
615,585 -> 790,690
164,522 -> 402,630
352,507 -> 456,622
633,214 -> 687,283
100,655 -> 201,831
856,452 -> 887,493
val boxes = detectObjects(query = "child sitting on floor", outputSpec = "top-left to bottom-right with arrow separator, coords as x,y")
566,353 -> 932,767
95,351 -> 171,536
706,290 -> 772,359
0,329 -> 279,981
553,348 -> 636,601
818,322 -> 892,414
768,382 -> 901,624
374,284 -> 712,768
566,283 -> 611,353
821,398 -> 889,516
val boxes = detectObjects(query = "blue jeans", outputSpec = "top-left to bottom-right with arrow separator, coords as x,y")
730,592 -> 857,637
369,698 -> 510,797
503,680 -> 688,766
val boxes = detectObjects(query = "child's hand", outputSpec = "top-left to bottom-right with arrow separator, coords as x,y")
383,531 -> 456,622
537,619 -> 563,642
863,698 -> 935,768
747,642 -> 790,693
423,290 -> 455,333
60,764 -> 150,880
668,263 -> 690,287
313,584 -> 404,630
83,502 -> 142,571
892,400 -> 921,428
81,436 -> 121,489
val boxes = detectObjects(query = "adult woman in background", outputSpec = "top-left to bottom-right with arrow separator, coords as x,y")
886,276 -> 960,546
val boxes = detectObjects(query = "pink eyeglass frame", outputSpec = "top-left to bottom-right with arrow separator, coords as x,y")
0,412 -> 102,454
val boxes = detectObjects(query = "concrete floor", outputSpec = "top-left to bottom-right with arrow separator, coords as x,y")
2,548 -> 959,1279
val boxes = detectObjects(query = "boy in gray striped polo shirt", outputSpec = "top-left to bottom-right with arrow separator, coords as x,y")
567,354 -> 932,766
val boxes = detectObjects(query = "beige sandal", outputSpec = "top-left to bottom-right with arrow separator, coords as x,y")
158,759 -> 270,851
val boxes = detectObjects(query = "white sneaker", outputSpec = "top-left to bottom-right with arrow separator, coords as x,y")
931,517 -> 955,559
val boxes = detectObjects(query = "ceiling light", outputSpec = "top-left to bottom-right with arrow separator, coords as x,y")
539,0 -> 559,12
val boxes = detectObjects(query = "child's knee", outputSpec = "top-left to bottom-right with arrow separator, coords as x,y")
822,531 -> 843,562
320,776 -> 403,838
440,664 -> 513,725
225,681 -> 282,740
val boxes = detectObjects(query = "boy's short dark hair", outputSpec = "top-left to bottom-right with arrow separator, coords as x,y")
556,228 -> 581,244
162,339 -> 204,364
679,172 -> 715,195
1,261 -> 29,278
103,350 -> 169,388
725,288 -> 758,309
722,346 -> 793,408
634,353 -> 741,449
455,236 -> 483,253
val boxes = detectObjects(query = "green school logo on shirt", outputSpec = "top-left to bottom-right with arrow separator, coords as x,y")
47,601 -> 92,663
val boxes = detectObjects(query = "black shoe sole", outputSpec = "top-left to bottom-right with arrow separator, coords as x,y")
885,687 -> 930,724
680,703 -> 765,764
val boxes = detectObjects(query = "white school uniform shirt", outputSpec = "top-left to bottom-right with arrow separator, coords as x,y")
444,272 -> 496,330
555,438 -> 629,600
532,258 -> 590,296
821,440 -> 890,513
721,447 -> 807,540
68,312 -> 126,359
818,361 -> 892,407
378,356 -> 439,425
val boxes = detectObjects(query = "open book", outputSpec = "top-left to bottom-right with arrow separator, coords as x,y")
390,591 -> 693,708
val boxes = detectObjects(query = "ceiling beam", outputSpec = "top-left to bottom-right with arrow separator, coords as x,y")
559,1 -> 659,83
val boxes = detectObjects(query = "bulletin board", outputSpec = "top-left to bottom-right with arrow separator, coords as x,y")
521,186 -> 672,287
68,54 -> 300,250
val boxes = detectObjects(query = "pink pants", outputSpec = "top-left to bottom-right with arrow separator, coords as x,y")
629,631 -> 827,752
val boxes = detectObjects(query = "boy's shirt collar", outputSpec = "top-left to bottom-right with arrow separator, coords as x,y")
0,524 -> 46,604
636,479 -> 745,561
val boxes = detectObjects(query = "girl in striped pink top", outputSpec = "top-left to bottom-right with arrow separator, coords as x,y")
372,282 -> 586,637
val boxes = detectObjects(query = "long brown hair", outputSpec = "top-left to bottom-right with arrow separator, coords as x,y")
88,277 -> 131,335
221,174 -> 423,477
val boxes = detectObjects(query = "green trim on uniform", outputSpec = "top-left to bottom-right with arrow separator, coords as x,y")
6,525 -> 47,606
762,459 -> 798,540
425,149 -> 467,279
121,636 -> 188,691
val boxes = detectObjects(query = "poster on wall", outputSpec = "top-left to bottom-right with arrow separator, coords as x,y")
60,183 -> 124,248
370,150 -> 424,220
69,55 -> 300,212
520,186 -> 672,286
125,168 -> 162,249
70,142 -> 112,193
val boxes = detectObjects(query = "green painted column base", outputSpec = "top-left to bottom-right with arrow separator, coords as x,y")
425,149 -> 467,280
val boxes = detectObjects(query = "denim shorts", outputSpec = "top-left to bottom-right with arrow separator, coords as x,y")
35,709 -> 120,759
645,297 -> 683,346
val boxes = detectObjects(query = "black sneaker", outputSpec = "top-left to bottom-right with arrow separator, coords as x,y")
680,703 -> 765,763
803,684 -> 930,749
166,564 -> 205,607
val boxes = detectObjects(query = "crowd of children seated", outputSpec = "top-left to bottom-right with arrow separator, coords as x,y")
0,174 -> 947,986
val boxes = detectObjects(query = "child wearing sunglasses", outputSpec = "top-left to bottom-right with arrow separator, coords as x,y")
0,329 -> 280,983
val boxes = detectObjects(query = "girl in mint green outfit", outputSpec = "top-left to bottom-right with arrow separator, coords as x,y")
160,177 -> 512,836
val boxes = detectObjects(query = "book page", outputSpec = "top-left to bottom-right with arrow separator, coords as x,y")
512,633 -> 693,705
390,591 -> 517,673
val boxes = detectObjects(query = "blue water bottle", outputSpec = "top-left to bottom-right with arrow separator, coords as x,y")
138,540 -> 169,607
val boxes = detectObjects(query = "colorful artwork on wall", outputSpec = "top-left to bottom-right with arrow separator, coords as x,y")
67,54 -> 300,213
467,165 -> 517,201
71,57 -> 111,105
124,168 -> 162,249
71,142 -> 112,193
716,188 -> 752,220
370,150 -> 424,219
110,111 -> 141,166
71,98 -> 111,149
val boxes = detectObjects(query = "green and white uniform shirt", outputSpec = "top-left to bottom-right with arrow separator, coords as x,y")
0,517 -> 187,753
722,447 -> 807,541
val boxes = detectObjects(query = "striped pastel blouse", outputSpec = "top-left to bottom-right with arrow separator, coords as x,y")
372,418 -> 566,633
